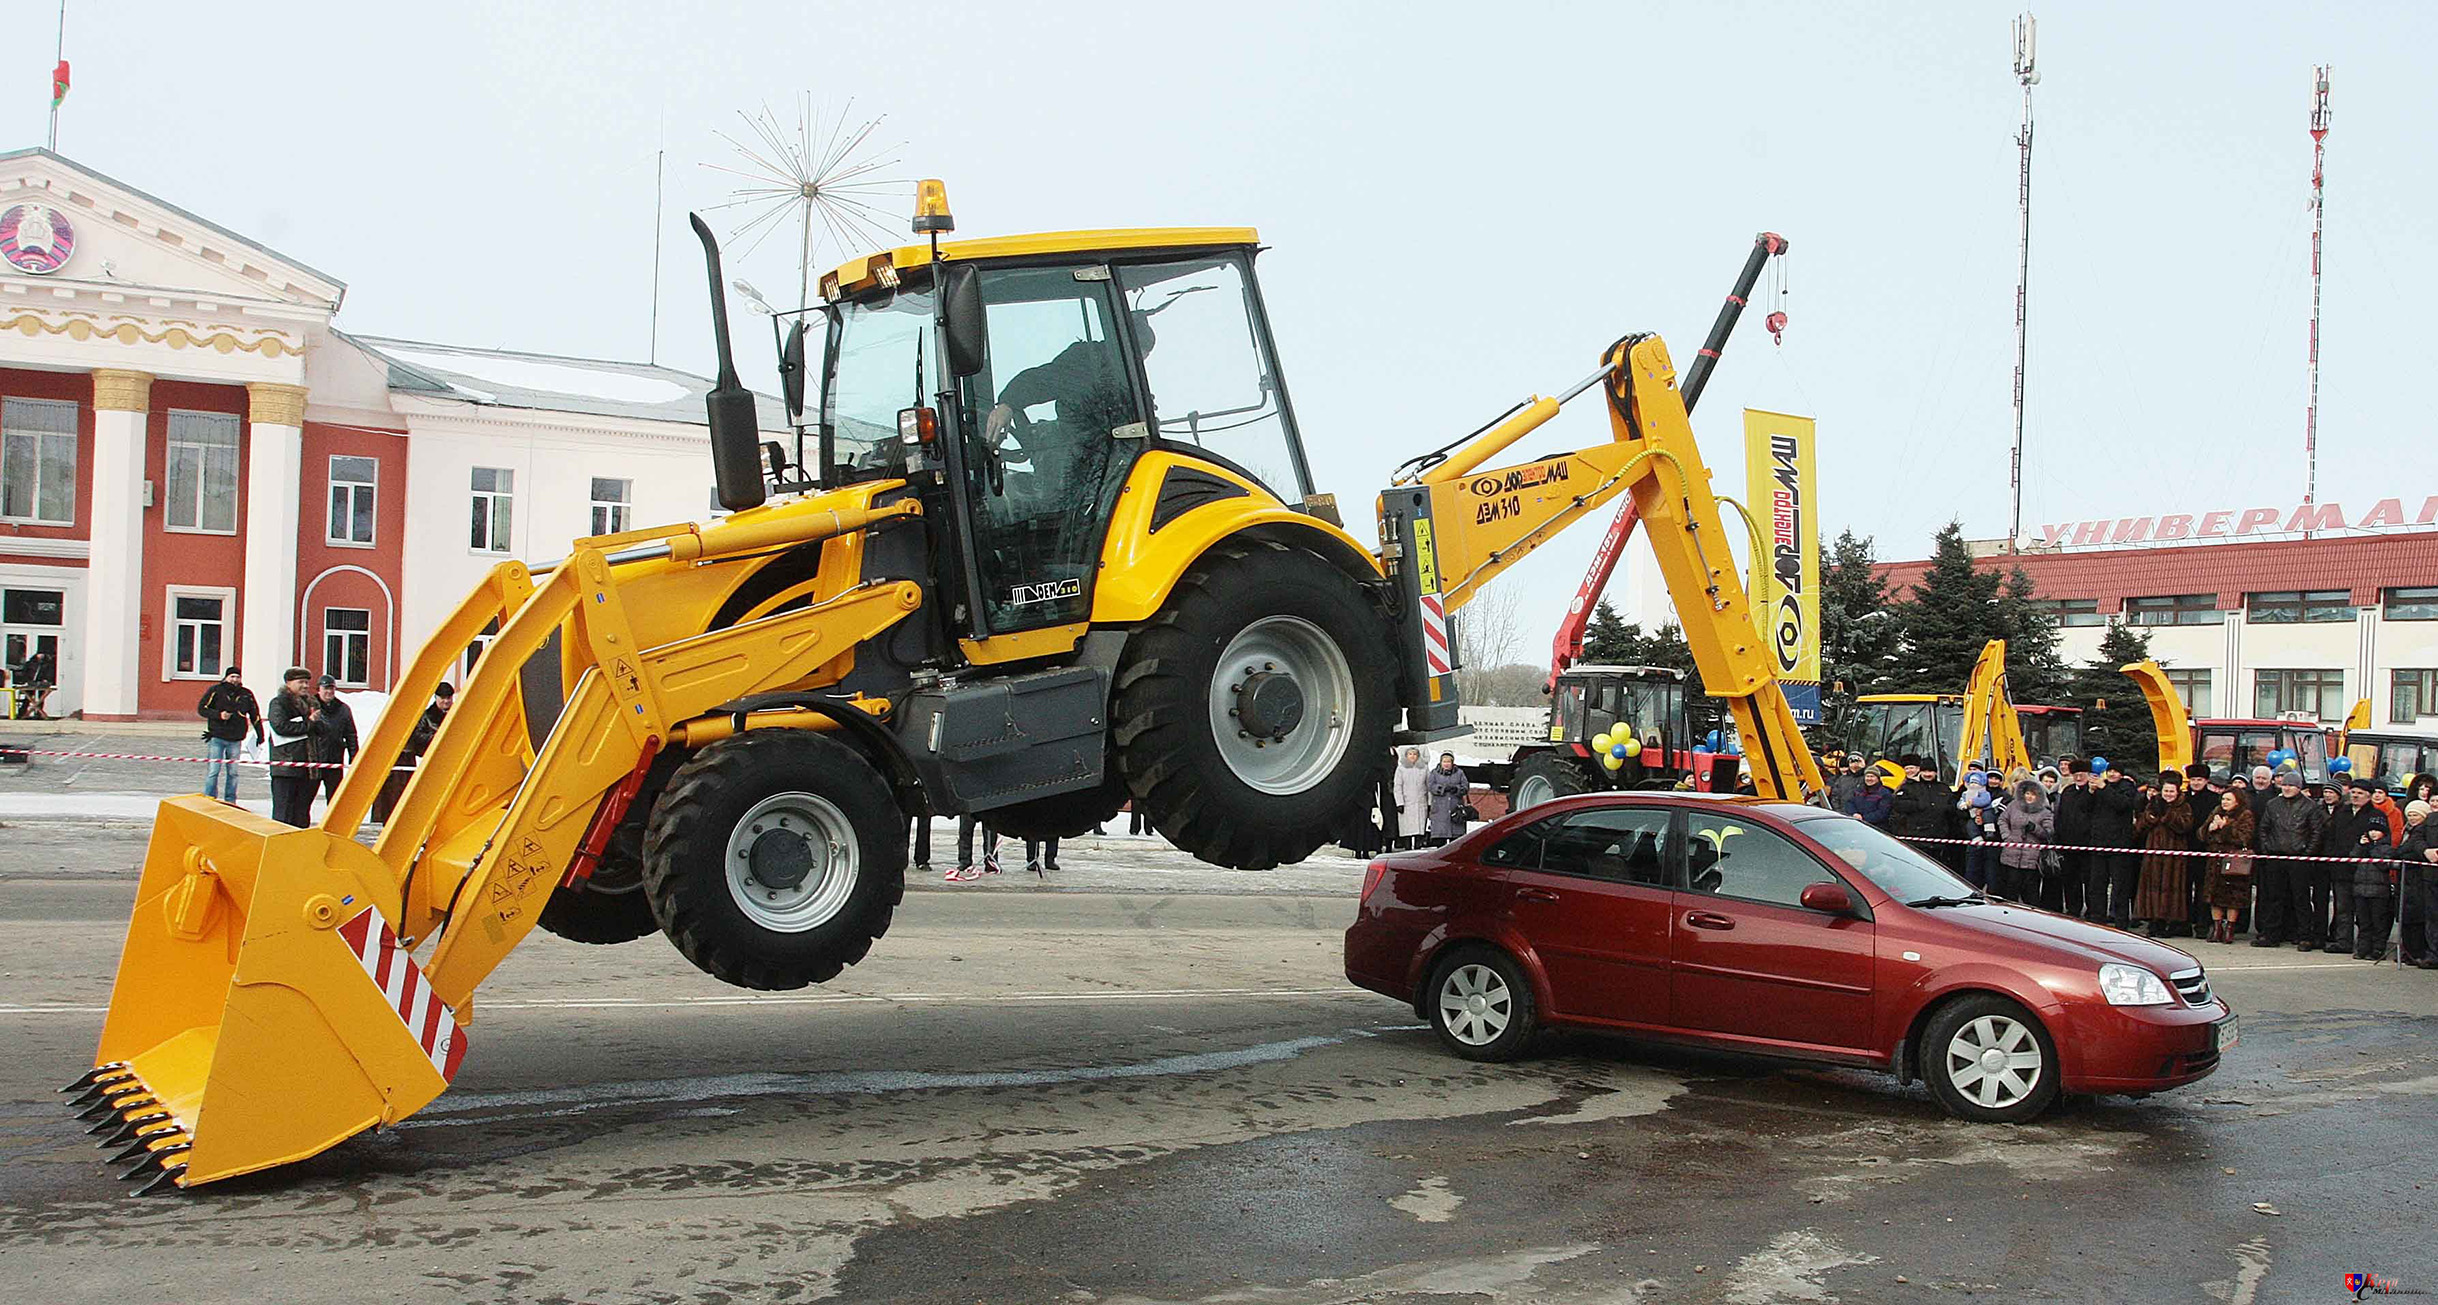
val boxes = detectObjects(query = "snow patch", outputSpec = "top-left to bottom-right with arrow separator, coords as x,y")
1721,1230 -> 1878,1304
380,347 -> 692,406
1389,1175 -> 1463,1223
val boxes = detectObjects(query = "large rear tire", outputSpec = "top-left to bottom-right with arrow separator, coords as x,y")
641,730 -> 904,990
1113,542 -> 1394,870
1509,751 -> 1594,812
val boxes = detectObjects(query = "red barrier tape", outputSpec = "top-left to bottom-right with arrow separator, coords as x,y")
1893,833 -> 2422,867
0,748 -> 411,773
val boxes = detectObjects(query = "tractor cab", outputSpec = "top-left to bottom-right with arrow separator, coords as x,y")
2015,704 -> 2083,767
1855,694 -> 1968,785
792,213 -> 1316,641
2195,716 -> 2332,784
1550,664 -> 1687,766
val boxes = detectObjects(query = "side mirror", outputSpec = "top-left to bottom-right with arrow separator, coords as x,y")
1799,880 -> 1856,916
942,264 -> 985,378
689,214 -> 767,513
779,320 -> 809,420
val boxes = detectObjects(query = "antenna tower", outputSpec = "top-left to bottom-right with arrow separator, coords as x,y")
2007,13 -> 2039,553
2305,65 -> 2331,530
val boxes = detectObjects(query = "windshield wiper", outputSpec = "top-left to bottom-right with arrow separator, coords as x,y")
1905,893 -> 1988,909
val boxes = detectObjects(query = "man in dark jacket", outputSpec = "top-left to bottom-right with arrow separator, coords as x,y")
309,674 -> 360,817
2053,757 -> 2095,920
2251,769 -> 2323,947
2321,781 -> 2388,956
373,682 -> 454,824
1886,758 -> 1941,843
1828,756 -> 1867,815
2182,764 -> 2221,938
265,667 -> 322,828
1842,767 -> 1894,826
195,665 -> 261,804
2085,762 -> 2145,927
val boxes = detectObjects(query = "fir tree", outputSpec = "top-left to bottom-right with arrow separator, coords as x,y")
1581,600 -> 1649,665
2069,622 -> 2162,776
1893,521 -> 2004,690
1818,529 -> 1902,745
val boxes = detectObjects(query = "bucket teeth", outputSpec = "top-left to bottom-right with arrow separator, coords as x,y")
60,1063 -> 129,1094
98,1112 -> 169,1146
106,1138 -> 154,1164
120,1144 -> 190,1182
135,1163 -> 188,1197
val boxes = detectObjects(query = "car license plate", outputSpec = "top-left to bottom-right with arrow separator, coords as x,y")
2213,1015 -> 2238,1052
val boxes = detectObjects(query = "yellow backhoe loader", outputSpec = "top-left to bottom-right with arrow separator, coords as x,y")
69,185 -> 1822,1191
1853,639 -> 2055,785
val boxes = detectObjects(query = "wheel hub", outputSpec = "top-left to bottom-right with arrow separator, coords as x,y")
747,827 -> 815,890
1979,1047 -> 2007,1075
1235,669 -> 1305,740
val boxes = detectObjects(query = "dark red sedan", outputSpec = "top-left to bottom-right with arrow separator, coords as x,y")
1344,793 -> 2234,1121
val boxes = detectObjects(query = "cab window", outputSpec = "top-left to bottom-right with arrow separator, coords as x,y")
1683,812 -> 1842,909
1114,254 -> 1309,502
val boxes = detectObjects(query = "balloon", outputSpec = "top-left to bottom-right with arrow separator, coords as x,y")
2090,756 -> 2110,775
2278,757 -> 2300,771
1601,752 -> 1625,772
1624,740 -> 1643,759
2330,756 -> 2353,773
1610,743 -> 1629,759
1591,732 -> 1613,753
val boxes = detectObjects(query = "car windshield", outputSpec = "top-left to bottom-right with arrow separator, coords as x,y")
1782,811 -> 1975,904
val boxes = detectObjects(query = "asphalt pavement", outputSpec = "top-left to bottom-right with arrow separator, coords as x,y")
0,801 -> 2433,1303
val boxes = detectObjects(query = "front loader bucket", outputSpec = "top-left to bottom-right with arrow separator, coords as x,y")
79,796 -> 466,1191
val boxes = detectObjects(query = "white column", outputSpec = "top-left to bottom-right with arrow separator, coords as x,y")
79,369 -> 151,719
241,383 -> 308,677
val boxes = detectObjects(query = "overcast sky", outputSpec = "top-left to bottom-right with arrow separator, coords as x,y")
13,1 -> 2434,654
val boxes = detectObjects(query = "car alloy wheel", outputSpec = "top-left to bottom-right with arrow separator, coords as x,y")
1438,962 -> 1514,1047
1943,1013 -> 2044,1109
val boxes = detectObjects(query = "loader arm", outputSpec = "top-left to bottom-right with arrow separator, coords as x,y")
1380,334 -> 1822,802
81,489 -> 924,1190
2120,659 -> 2195,775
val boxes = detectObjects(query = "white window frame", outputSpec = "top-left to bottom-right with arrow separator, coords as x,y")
470,466 -> 515,554
1,584 -> 68,680
1,396 -> 79,526
323,607 -> 372,688
2165,668 -> 2212,717
163,409 -> 241,536
327,455 -> 378,548
163,584 -> 237,681
589,477 -> 632,537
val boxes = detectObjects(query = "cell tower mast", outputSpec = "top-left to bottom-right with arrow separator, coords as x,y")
2008,13 -> 2039,553
2305,65 -> 2331,528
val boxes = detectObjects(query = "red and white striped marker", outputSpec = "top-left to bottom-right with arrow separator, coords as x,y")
1419,593 -> 1451,676
336,906 -> 467,1082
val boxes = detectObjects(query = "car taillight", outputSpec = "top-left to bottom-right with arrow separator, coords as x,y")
1361,859 -> 1389,902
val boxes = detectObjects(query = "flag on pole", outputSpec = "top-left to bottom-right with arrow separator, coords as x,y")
52,61 -> 70,108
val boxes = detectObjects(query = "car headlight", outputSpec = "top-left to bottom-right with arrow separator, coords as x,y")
2098,962 -> 2173,1007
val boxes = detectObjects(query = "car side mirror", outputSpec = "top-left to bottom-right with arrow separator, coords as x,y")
942,264 -> 985,378
1799,881 -> 1855,916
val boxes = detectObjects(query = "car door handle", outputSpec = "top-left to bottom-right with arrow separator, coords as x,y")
1685,911 -> 1735,931
1515,888 -> 1561,904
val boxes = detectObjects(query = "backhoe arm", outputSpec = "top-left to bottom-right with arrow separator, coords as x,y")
1377,333 -> 1821,801
1959,639 -> 2031,776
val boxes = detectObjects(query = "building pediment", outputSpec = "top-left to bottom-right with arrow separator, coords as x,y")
0,148 -> 344,315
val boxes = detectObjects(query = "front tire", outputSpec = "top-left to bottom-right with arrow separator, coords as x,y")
1922,994 -> 2060,1123
1113,543 -> 1394,870
537,751 -> 681,946
1427,946 -> 1538,1062
641,730 -> 905,990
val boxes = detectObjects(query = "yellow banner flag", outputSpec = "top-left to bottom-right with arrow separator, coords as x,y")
1744,409 -> 1819,686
